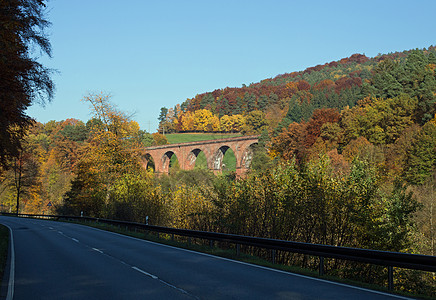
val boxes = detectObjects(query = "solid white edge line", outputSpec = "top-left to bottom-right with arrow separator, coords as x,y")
3,224 -> 14,300
85,225 -> 414,300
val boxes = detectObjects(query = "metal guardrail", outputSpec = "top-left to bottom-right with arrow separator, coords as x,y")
3,212 -> 435,291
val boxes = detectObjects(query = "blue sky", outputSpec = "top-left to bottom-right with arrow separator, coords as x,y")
26,0 -> 436,132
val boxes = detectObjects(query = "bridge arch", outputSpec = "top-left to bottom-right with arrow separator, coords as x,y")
211,145 -> 230,171
161,150 -> 179,173
240,142 -> 258,169
141,153 -> 156,171
186,148 -> 203,170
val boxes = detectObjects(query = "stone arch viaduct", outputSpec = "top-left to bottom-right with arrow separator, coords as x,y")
141,135 -> 259,176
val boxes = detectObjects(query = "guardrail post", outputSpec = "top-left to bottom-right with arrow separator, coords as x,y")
271,250 -> 276,264
171,234 -> 174,241
319,256 -> 325,276
388,266 -> 394,291
236,244 -> 240,257
209,240 -> 214,248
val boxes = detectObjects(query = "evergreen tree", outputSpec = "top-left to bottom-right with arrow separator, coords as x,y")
402,50 -> 436,124
286,98 -> 303,122
244,92 -> 258,111
258,95 -> 269,111
403,121 -> 436,184
200,93 -> 214,109
158,107 -> 168,123
268,93 -> 279,106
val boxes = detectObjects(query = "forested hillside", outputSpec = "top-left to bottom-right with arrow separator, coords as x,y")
1,47 -> 435,296
158,47 -> 436,135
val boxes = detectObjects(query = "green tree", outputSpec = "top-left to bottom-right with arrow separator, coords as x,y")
158,107 -> 168,123
250,129 -> 273,171
403,121 -> 436,184
402,50 -> 436,124
258,95 -> 269,111
200,93 -> 215,109
341,95 -> 418,145
366,50 -> 436,125
60,121 -> 88,142
244,92 -> 258,111
366,58 -> 404,99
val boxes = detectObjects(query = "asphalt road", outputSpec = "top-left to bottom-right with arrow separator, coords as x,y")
0,216 -> 413,300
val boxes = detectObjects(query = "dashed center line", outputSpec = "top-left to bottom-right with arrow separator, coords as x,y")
52,227 -> 198,299
92,248 -> 103,254
132,266 -> 158,279
131,267 -> 197,298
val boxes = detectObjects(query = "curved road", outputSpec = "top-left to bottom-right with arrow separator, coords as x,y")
0,216 -> 412,300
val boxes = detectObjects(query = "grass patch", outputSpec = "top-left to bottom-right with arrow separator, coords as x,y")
0,225 -> 9,281
191,148 -> 236,171
165,133 -> 241,144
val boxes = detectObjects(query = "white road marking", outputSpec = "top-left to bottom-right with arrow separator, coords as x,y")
131,266 -> 196,298
49,227 -> 53,230
157,279 -> 195,298
92,248 -> 103,254
3,224 -> 15,300
119,260 -> 129,266
132,266 -> 158,279
71,238 -> 79,243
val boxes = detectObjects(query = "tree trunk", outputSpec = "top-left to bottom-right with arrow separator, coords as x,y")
13,152 -> 23,214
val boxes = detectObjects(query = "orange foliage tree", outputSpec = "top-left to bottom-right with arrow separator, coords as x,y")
305,108 -> 340,147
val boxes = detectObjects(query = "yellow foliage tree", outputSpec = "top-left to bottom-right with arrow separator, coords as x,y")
220,115 -> 233,132
219,114 -> 245,132
207,114 -> 220,132
180,111 -> 195,131
193,109 -> 213,131
231,114 -> 245,132
82,93 -> 133,138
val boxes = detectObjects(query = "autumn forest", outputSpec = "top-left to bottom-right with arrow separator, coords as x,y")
1,46 -> 436,295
